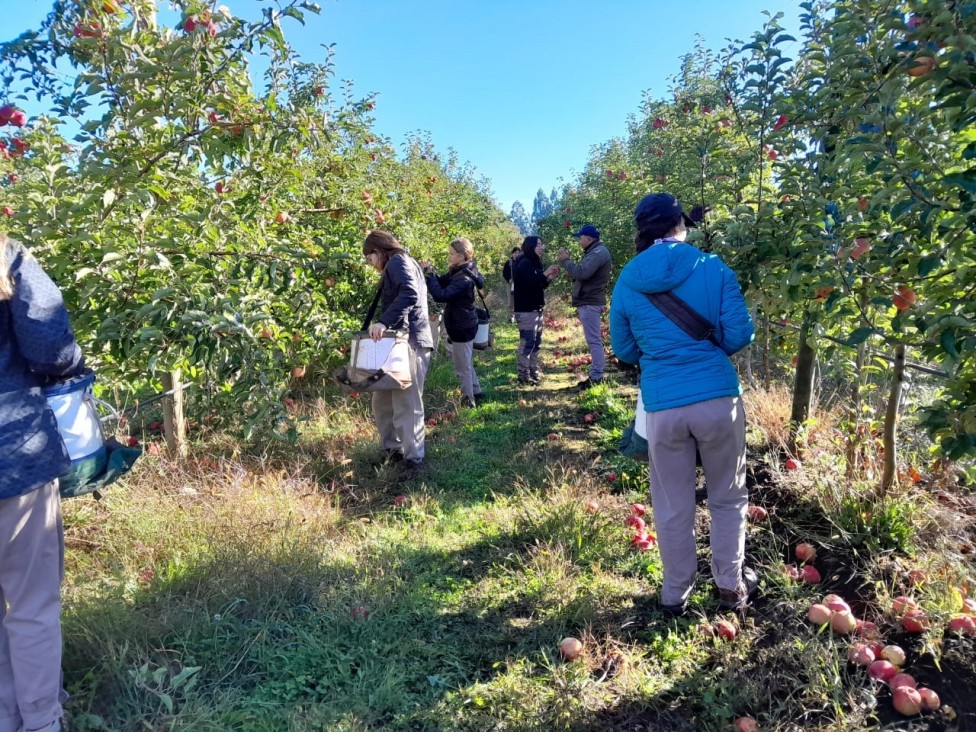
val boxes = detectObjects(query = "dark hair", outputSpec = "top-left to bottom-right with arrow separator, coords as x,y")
635,218 -> 681,253
510,247 -> 521,254
521,236 -> 542,258
362,229 -> 404,257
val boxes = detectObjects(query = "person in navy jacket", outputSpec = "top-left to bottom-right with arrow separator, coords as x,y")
423,238 -> 485,407
609,193 -> 756,616
0,235 -> 84,732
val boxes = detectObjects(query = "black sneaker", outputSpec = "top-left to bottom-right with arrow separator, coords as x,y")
401,459 -> 427,477
460,396 -> 476,408
472,391 -> 488,403
659,602 -> 688,618
718,567 -> 759,611
576,377 -> 604,391
383,449 -> 404,464
529,374 -> 542,385
517,375 -> 532,385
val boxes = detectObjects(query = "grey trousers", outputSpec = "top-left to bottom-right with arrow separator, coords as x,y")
0,481 -> 66,732
577,305 -> 606,380
372,347 -> 432,462
514,311 -> 544,378
450,340 -> 482,400
645,396 -> 748,607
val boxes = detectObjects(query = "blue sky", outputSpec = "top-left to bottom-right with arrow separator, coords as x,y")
3,0 -> 802,214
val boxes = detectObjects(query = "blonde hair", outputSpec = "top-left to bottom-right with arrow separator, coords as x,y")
0,234 -> 12,301
450,237 -> 474,262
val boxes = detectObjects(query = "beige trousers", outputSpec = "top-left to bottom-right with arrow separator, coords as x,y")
0,481 -> 66,732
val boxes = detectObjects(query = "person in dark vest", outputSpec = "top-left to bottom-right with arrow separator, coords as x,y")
557,224 -> 612,390
1,234 -> 85,732
422,238 -> 485,407
609,193 -> 755,616
512,236 -> 560,385
362,230 -> 434,474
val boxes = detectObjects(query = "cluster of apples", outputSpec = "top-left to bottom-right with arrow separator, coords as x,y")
183,13 -> 219,38
782,542 -> 821,584
0,105 -> 27,128
626,503 -> 656,552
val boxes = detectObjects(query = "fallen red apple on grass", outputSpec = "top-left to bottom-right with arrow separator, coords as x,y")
848,643 -> 876,666
892,686 -> 922,716
881,645 -> 906,666
947,615 -> 976,636
393,495 -> 408,506
714,618 -> 737,641
630,503 -> 646,516
830,609 -> 857,635
734,717 -> 760,732
795,543 -> 817,563
918,688 -> 940,711
889,673 -> 917,691
785,457 -> 800,471
808,604 -> 831,625
901,608 -> 929,633
559,637 -> 583,661
801,565 -> 821,584
868,660 -> 898,682
747,505 -> 767,522
625,515 -> 645,531
584,499 -> 600,514
605,472 -> 617,482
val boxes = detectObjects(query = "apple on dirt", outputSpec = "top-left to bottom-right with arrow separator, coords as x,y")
795,543 -> 817,563
848,643 -> 875,666
584,499 -> 600,514
799,565 -> 820,584
881,645 -> 906,666
892,686 -> 923,716
868,660 -> 898,682
630,503 -> 646,516
747,505 -> 768,522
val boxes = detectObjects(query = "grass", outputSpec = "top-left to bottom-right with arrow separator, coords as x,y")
59,304 -> 976,731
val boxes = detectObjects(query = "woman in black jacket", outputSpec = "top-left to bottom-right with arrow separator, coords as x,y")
512,236 -> 560,385
424,238 -> 485,407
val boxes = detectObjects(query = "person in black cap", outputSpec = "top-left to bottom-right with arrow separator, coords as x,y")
557,224 -> 612,389
609,192 -> 756,616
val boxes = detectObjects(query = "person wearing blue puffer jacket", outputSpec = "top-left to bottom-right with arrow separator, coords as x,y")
610,193 -> 755,617
0,235 -> 85,732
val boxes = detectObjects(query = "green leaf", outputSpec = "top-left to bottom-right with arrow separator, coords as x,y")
941,329 -> 959,359
918,255 -> 942,277
848,327 -> 875,345
941,170 -> 976,195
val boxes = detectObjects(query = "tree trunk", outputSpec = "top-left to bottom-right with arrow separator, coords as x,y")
846,339 -> 868,476
742,305 -> 759,389
161,370 -> 187,456
880,344 -> 906,496
789,315 -> 816,445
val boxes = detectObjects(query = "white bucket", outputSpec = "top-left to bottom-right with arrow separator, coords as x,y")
475,320 -> 490,346
635,387 -> 647,440
43,372 -> 104,463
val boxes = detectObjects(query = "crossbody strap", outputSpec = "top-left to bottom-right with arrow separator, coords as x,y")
644,290 -> 721,348
462,271 -> 490,318
361,273 -> 386,331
